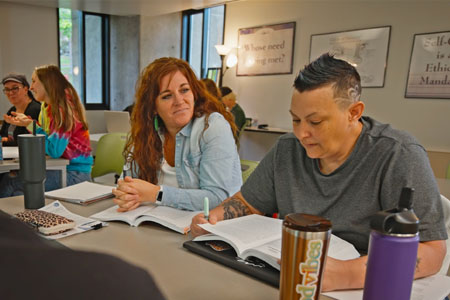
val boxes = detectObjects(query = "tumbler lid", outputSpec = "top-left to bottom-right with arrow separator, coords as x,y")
370,187 -> 419,235
283,213 -> 331,232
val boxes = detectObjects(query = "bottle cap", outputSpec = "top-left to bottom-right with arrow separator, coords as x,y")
283,213 -> 331,232
370,187 -> 419,235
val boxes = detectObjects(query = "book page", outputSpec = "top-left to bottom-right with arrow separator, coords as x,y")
241,234 -> 359,272
323,274 -> 450,300
45,181 -> 114,202
140,205 -> 200,230
197,215 -> 360,270
328,234 -> 360,260
198,215 -> 283,254
90,204 -> 154,225
243,238 -> 282,270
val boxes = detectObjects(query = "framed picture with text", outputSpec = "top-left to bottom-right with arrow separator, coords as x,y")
405,30 -> 450,99
237,22 -> 296,76
310,26 -> 391,87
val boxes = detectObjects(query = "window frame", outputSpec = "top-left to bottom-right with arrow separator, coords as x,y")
181,6 -> 226,79
57,9 -> 110,110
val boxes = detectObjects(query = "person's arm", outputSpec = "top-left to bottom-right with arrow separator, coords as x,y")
161,114 -> 242,211
30,125 -> 70,158
113,176 -> 160,212
190,191 -> 263,237
321,240 -> 446,292
3,112 -> 32,127
20,106 -> 72,158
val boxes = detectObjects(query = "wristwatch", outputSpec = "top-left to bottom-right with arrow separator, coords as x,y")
156,186 -> 163,202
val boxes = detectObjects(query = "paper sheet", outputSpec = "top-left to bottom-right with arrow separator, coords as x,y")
323,274 -> 450,300
39,201 -> 104,240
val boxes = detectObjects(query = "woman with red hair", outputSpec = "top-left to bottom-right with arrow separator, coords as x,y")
113,57 -> 242,211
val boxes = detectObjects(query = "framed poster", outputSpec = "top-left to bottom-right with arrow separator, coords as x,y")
206,68 -> 221,83
237,22 -> 295,76
310,26 -> 391,87
405,30 -> 450,99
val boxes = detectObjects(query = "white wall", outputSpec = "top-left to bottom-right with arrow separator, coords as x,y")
140,13 -> 181,71
0,2 -> 58,115
223,1 -> 450,152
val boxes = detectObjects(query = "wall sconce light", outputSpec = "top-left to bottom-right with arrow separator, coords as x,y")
215,44 -> 237,87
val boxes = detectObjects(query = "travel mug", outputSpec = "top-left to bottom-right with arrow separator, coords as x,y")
279,213 -> 332,300
363,187 -> 420,300
18,134 -> 46,209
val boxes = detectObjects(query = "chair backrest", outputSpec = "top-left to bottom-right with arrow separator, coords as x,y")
438,194 -> 450,276
446,163 -> 450,179
240,159 -> 259,183
91,133 -> 128,180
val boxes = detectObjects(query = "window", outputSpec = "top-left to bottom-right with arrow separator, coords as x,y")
182,5 -> 225,79
58,8 -> 110,109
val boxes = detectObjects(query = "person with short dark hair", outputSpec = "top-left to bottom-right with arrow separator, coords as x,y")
191,53 -> 447,291
220,86 -> 246,133
1,73 -> 41,146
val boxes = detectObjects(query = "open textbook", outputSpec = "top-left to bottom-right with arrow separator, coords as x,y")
193,214 -> 361,271
45,181 -> 114,205
90,204 -> 200,234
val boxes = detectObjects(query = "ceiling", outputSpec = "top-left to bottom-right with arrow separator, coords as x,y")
1,0 -> 446,17
0,0 -> 238,16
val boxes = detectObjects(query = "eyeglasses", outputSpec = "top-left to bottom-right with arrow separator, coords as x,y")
2,86 -> 23,94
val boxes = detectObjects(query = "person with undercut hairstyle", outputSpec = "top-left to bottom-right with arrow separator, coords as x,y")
191,53 -> 447,292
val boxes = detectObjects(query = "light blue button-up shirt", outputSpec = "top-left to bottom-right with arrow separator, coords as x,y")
160,112 -> 242,211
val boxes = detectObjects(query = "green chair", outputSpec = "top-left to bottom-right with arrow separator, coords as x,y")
91,133 -> 128,183
240,159 -> 259,183
447,163 -> 450,179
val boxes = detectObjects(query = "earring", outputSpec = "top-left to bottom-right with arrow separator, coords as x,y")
154,115 -> 159,131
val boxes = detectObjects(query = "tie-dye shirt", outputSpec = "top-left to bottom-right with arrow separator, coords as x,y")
27,102 -> 93,173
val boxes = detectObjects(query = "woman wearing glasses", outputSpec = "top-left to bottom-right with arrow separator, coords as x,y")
1,74 -> 41,146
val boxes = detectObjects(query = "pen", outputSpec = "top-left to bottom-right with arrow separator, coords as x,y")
204,197 -> 209,221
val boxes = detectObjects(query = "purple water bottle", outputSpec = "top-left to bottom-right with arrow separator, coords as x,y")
363,187 -> 419,300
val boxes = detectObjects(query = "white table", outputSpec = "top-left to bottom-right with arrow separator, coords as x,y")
89,133 -> 107,143
0,157 -> 69,187
0,196 -> 289,300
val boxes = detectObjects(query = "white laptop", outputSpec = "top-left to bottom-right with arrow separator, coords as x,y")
104,111 -> 131,133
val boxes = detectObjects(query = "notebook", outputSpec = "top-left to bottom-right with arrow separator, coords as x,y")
104,111 -> 131,133
2,146 -> 19,159
45,181 -> 114,205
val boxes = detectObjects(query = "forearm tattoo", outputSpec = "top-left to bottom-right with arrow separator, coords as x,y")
223,197 -> 251,220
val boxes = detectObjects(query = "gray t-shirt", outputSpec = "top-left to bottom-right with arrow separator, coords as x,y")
241,116 -> 447,253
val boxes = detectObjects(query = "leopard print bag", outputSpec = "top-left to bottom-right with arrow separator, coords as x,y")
15,210 -> 76,235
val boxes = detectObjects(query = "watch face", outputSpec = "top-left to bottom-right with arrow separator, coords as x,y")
157,190 -> 163,201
